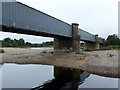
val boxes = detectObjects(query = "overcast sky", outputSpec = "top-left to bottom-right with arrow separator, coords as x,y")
0,0 -> 119,43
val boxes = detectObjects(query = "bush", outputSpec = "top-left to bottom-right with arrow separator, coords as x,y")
41,51 -> 47,54
0,49 -> 5,53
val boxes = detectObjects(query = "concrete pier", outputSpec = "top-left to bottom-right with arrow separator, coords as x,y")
72,23 -> 80,52
84,35 -> 100,51
54,23 -> 80,52
54,38 -> 72,52
95,34 -> 100,50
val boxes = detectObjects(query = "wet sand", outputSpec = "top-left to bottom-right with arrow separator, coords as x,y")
0,48 -> 119,78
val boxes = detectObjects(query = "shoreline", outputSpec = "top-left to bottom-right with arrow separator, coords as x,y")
0,48 -> 119,78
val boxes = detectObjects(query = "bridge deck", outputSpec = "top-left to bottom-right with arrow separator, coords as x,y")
1,2 -> 104,44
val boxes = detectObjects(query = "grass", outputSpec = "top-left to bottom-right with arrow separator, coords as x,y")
101,45 -> 120,50
109,45 -> 120,49
77,55 -> 86,60
107,53 -> 114,57
75,51 -> 86,60
40,51 -> 47,56
0,49 -> 5,53
42,45 -> 53,48
108,54 -> 113,57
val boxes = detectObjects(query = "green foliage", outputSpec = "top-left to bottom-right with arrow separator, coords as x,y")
41,51 -> 47,56
18,38 -> 25,47
41,51 -> 47,54
104,34 -> 120,49
98,34 -> 120,50
107,45 -> 120,49
25,42 -> 33,47
107,53 -> 114,57
106,34 -> 120,46
42,41 -> 53,47
2,38 -> 25,47
2,37 -> 53,48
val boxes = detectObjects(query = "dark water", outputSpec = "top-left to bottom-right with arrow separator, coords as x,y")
0,64 -> 119,89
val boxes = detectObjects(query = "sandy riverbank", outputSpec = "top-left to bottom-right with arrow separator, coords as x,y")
0,48 -> 119,78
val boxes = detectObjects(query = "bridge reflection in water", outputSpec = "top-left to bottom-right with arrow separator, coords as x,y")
32,67 -> 90,90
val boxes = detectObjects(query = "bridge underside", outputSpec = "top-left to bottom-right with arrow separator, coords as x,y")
1,2 -> 104,45
1,25 -> 101,51
1,25 -> 71,39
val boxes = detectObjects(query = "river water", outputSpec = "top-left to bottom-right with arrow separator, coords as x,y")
0,48 -> 119,89
0,64 -> 119,89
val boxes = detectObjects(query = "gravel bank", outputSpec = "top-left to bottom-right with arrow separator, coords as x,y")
0,48 -> 119,78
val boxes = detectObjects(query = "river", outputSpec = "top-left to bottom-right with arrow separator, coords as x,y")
0,64 -> 119,89
0,48 -> 119,89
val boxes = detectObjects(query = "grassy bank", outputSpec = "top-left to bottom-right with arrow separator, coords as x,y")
101,45 -> 120,50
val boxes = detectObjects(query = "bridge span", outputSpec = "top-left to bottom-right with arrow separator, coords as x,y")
0,1 -> 119,83
1,1 -> 105,51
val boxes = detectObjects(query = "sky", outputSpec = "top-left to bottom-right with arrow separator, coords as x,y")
0,0 -> 119,43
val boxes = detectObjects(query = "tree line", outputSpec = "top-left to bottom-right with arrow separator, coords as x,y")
0,34 -> 120,48
0,37 -> 53,48
105,34 -> 120,46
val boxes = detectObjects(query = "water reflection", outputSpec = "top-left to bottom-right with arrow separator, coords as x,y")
33,66 -> 118,90
79,74 -> 118,88
0,64 -> 119,89
1,64 -> 54,88
32,67 -> 88,90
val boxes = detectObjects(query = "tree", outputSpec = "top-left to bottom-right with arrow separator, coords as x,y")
2,37 -> 12,47
18,38 -> 25,47
106,34 -> 120,45
2,37 -> 26,47
1,37 -> 54,47
12,39 -> 19,47
3,37 -> 11,42
26,42 -> 33,47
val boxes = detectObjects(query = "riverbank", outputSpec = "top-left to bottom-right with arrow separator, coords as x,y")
0,48 -> 119,78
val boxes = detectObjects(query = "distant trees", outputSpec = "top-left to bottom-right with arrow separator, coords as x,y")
42,41 -> 53,47
18,38 -> 25,46
2,37 -> 14,47
1,37 -> 53,48
2,34 -> 120,48
105,34 -> 120,46
2,38 -> 26,47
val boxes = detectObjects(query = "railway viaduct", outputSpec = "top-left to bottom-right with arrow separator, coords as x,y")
0,1 -> 104,51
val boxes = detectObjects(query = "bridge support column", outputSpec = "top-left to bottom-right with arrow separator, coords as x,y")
84,35 -> 100,51
54,23 -> 80,52
72,23 -> 80,52
95,34 -> 100,50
